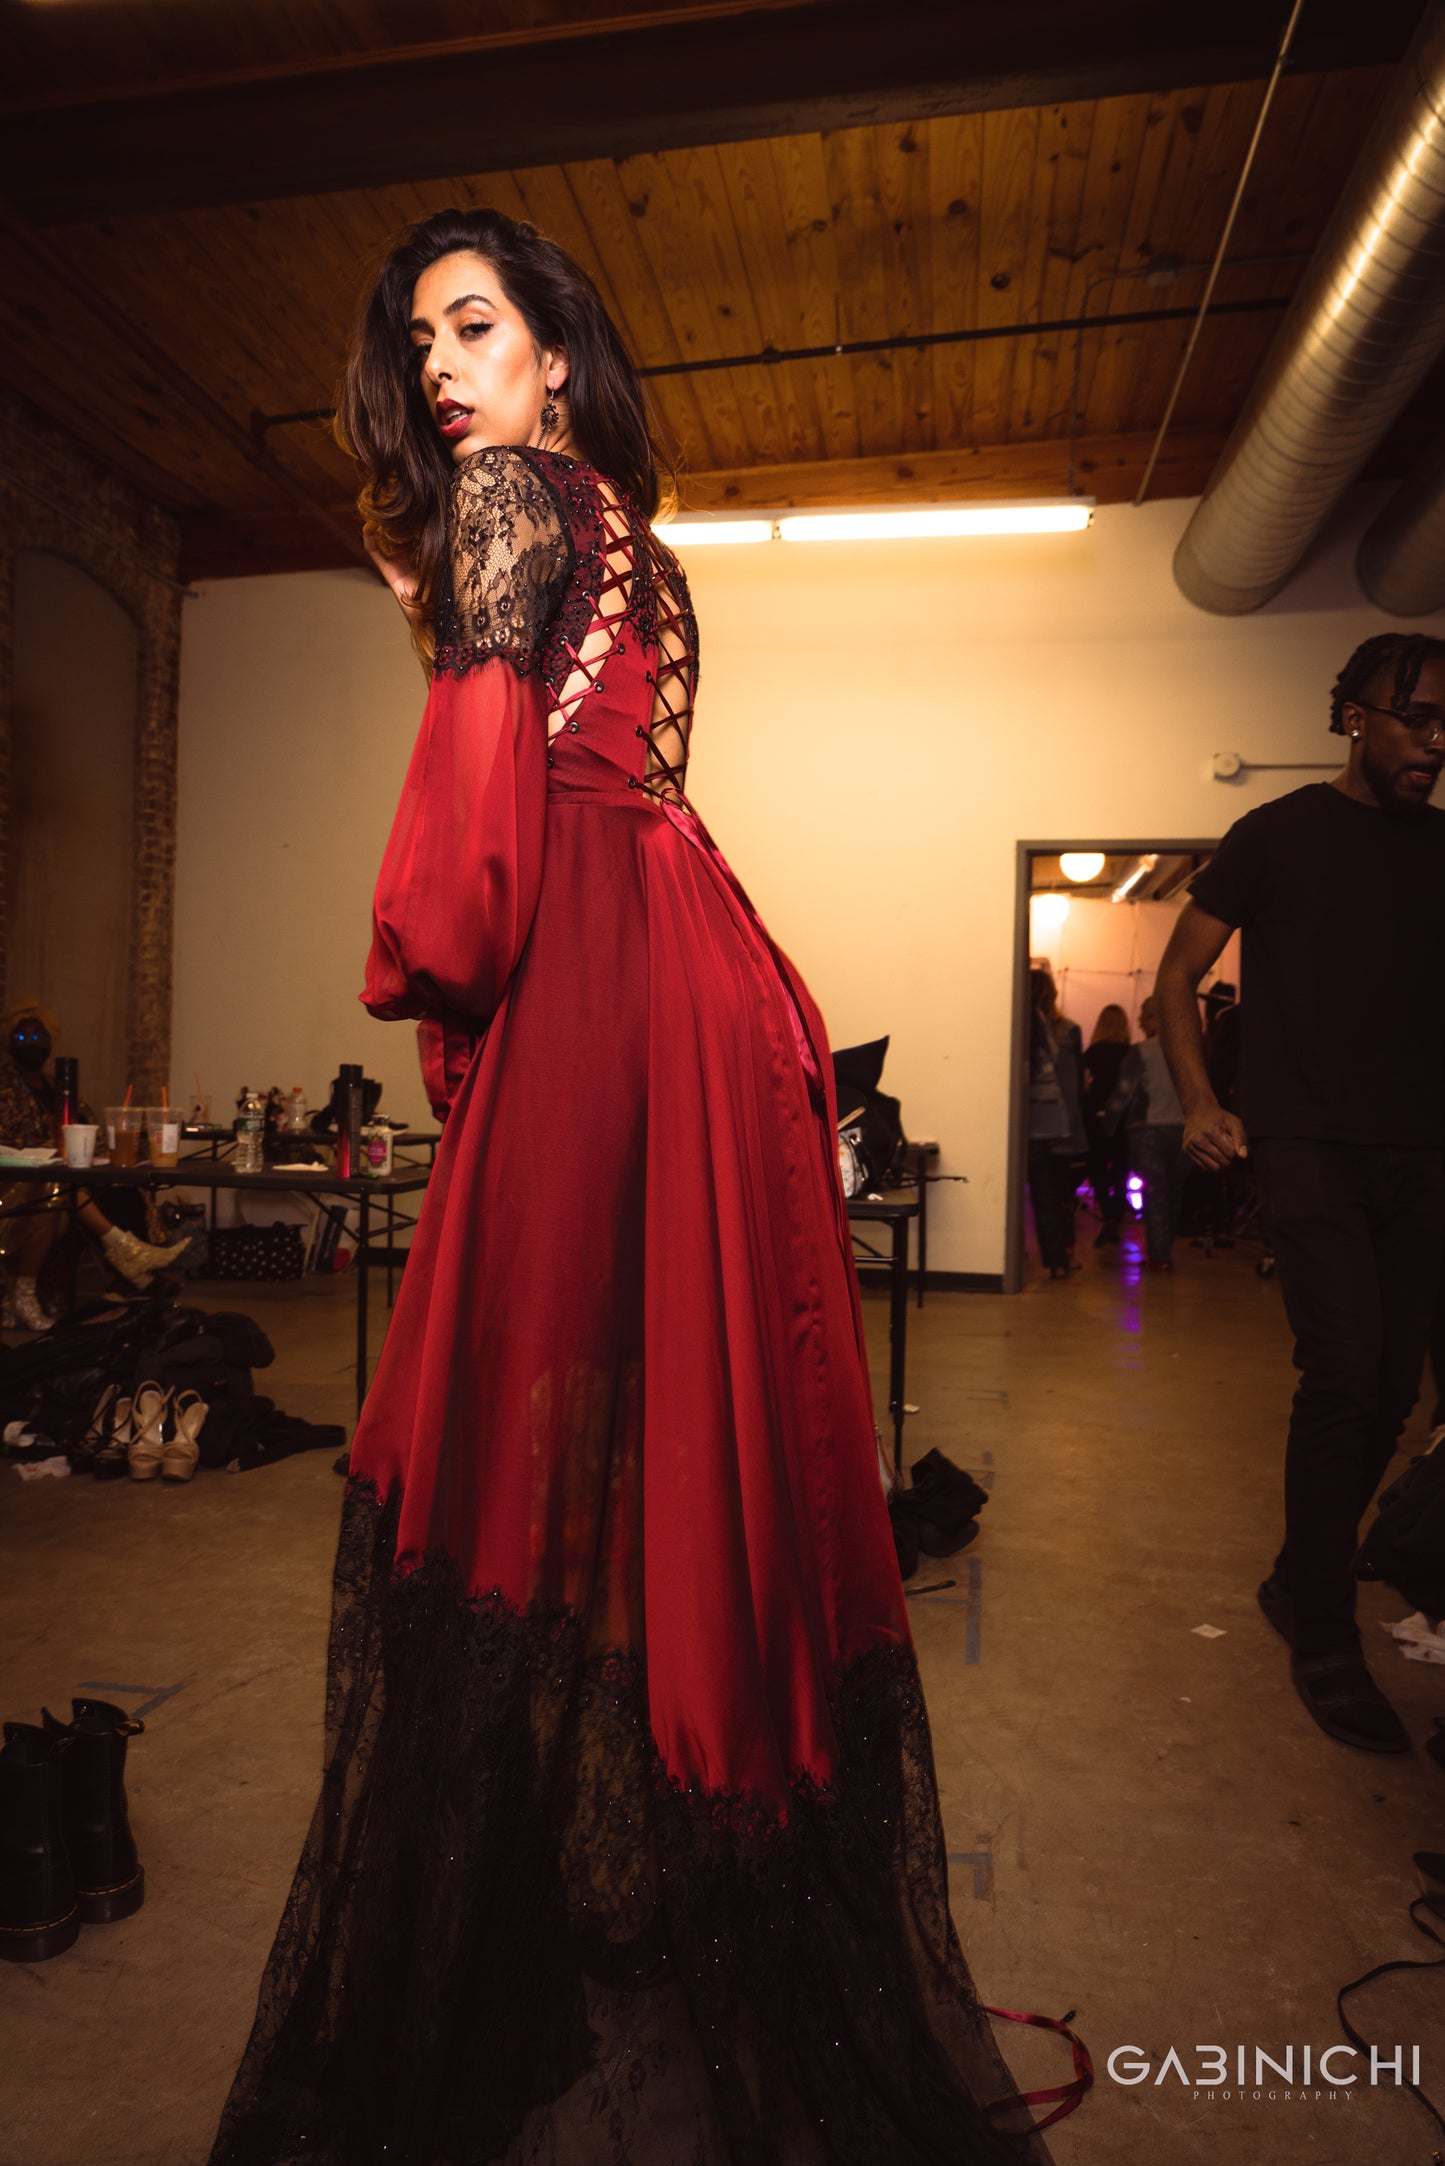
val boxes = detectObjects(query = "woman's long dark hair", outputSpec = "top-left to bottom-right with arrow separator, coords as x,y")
336,207 -> 672,627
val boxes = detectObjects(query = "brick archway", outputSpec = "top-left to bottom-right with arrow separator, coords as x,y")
0,392 -> 183,1098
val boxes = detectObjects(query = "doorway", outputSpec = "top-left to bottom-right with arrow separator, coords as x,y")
1004,840 -> 1240,1293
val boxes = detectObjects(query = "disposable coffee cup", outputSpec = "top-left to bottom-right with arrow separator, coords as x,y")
145,1108 -> 180,1167
62,1124 -> 98,1170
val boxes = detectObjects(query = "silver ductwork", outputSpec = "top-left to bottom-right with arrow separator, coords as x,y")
1357,430 -> 1445,614
1173,1 -> 1445,616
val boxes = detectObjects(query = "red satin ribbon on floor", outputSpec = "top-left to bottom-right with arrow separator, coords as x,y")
982,2003 -> 1095,2131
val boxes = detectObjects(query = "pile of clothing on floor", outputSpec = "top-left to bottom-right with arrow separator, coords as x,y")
887,1448 -> 990,1577
0,1295 -> 344,1481
1356,1430 -> 1445,1774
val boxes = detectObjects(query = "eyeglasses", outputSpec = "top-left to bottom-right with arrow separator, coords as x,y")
1351,700 -> 1445,745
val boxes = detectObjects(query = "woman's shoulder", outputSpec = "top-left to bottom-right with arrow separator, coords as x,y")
449,444 -> 572,524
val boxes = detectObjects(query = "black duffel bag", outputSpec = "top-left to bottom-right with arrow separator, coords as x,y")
834,1035 -> 907,1199
206,1222 -> 306,1282
1356,1438 -> 1445,1618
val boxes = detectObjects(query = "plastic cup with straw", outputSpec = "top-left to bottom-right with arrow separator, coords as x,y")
148,1082 -> 179,1167
109,1083 -> 143,1167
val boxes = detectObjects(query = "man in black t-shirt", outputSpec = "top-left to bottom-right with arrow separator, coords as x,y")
1156,632 -> 1445,1756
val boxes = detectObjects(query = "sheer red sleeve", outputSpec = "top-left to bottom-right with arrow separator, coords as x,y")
361,448 -> 572,1116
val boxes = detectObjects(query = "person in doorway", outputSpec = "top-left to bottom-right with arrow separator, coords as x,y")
1027,966 -> 1087,1279
1082,1003 -> 1131,1248
206,208 -> 1063,2162
1155,631 -> 1445,1755
0,1001 -> 189,1329
1104,996 -> 1187,1271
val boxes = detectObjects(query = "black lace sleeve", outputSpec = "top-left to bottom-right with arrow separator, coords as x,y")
432,447 -> 574,678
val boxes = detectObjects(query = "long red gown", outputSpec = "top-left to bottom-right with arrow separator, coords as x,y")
208,448 -> 1053,2165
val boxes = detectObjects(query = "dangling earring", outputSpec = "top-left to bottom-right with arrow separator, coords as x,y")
540,395 -> 560,436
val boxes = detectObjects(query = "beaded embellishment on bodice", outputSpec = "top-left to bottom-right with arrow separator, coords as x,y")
433,447 -> 699,806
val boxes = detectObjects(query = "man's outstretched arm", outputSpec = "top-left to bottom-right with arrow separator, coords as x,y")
1156,902 -> 1249,1170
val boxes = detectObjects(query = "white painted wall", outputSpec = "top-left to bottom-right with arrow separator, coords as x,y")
174,487 -> 1438,1277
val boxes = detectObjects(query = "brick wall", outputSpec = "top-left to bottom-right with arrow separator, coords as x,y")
0,388 -> 182,1098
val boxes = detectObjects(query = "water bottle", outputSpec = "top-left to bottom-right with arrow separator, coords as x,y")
235,1087 -> 266,1173
286,1084 -> 309,1134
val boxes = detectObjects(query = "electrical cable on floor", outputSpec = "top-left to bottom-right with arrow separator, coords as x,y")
1334,1892 -> 1445,2151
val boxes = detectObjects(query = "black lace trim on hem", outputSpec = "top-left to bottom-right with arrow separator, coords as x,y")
208,1474 -> 1054,2166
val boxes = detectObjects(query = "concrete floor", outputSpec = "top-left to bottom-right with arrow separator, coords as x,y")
2,1233 -> 1443,2166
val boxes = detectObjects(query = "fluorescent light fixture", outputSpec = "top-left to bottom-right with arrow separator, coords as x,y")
656,500 -> 1094,546
779,502 -> 1093,541
1059,851 -> 1106,883
1111,853 -> 1160,904
655,519 -> 775,545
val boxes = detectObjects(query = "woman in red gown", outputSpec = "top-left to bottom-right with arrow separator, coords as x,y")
208,209 -> 1060,2166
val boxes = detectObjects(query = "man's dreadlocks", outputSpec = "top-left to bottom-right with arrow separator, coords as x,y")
1328,633 -> 1445,735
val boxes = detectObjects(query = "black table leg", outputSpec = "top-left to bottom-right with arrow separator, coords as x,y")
356,1189 -> 370,1418
65,1186 -> 79,1315
889,1210 -> 908,1481
916,1171 -> 928,1308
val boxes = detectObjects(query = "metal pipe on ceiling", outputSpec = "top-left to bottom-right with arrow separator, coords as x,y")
251,293 -> 1295,440
1172,0 -> 1445,616
1356,426 -> 1445,611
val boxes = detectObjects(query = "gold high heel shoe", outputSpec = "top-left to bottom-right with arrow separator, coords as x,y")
161,1390 -> 206,1483
127,1383 -> 172,1482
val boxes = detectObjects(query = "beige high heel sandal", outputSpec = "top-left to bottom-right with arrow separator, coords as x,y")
127,1383 -> 171,1482
162,1390 -> 206,1483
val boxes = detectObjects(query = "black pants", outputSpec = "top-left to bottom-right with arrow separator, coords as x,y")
1255,1139 -> 1445,1655
1027,1142 -> 1078,1271
1429,1269 -> 1445,1428
1089,1130 -> 1128,1229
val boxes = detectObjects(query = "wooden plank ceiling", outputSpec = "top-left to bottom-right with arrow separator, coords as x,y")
0,0 -> 1435,578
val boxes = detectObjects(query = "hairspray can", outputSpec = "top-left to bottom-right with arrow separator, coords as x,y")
336,1064 -> 365,1179
53,1057 -> 80,1154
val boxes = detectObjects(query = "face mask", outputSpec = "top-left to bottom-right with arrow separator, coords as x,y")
9,1023 -> 51,1072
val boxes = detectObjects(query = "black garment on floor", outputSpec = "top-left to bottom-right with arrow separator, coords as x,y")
0,1296 -> 195,1446
1356,1439 -> 1445,1620
1255,1138 -> 1445,1654
1190,784 -> 1445,1147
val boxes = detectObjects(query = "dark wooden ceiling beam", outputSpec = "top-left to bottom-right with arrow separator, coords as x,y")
0,0 -> 1428,225
0,203 -> 371,562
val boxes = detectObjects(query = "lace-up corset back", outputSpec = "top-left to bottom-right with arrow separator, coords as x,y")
433,445 -> 698,805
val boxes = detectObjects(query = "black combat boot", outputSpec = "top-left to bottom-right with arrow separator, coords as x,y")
0,1720 -> 79,1961
41,1699 -> 145,1923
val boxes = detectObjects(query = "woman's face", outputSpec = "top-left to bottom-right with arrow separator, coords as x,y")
408,252 -> 570,464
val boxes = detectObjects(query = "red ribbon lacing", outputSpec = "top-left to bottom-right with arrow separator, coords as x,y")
982,2002 -> 1094,2133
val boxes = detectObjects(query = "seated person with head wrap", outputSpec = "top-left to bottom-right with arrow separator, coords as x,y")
0,1000 -> 189,1331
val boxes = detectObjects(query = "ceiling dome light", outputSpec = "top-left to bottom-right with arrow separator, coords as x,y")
1031,893 -> 1072,930
1059,851 -> 1105,883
